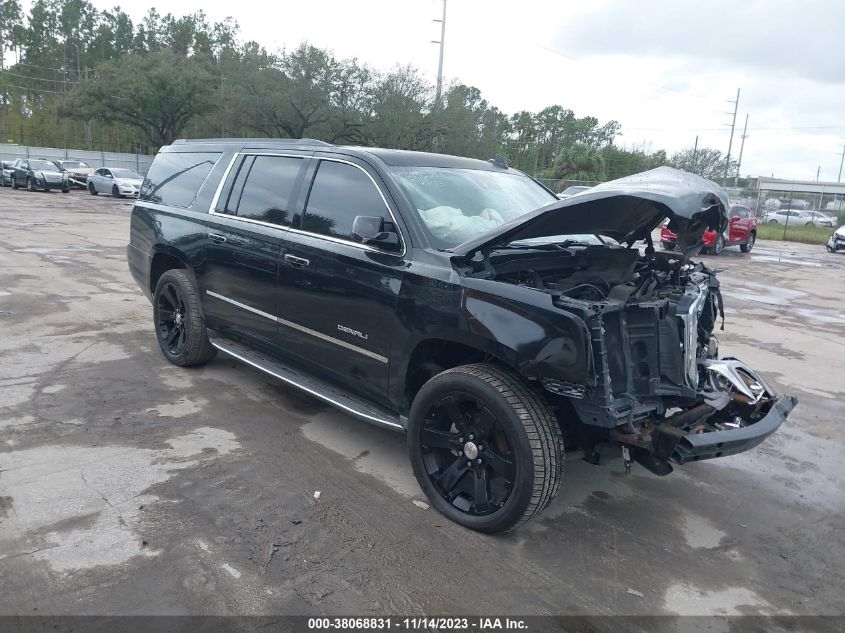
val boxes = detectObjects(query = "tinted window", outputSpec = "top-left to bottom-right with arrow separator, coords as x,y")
302,161 -> 386,241
229,155 -> 304,226
140,152 -> 221,208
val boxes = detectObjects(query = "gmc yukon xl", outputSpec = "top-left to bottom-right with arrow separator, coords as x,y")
127,139 -> 797,533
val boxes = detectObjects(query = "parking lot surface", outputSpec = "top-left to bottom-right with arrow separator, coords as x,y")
1,188 -> 844,617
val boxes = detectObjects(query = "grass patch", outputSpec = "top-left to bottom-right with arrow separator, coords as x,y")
756,222 -> 833,245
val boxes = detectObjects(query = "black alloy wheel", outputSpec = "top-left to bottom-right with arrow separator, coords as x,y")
408,364 -> 563,533
27,177 -> 35,192
156,280 -> 189,358
419,392 -> 517,517
712,234 -> 725,255
152,269 -> 216,366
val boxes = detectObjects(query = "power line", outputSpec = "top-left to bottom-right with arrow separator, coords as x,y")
0,82 -> 66,94
534,42 -> 716,101
8,60 -> 78,72
0,69 -> 80,84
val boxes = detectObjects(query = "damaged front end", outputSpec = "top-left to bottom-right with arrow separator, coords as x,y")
455,167 -> 796,475
550,251 -> 797,476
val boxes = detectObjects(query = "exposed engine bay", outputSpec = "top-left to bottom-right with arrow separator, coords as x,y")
467,239 -> 797,475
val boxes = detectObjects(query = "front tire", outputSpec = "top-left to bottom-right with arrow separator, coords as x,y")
112,185 -> 121,198
407,364 -> 563,533
89,182 -> 98,195
740,231 -> 755,253
153,269 -> 217,367
27,177 -> 35,192
12,177 -> 18,189
712,234 -> 725,255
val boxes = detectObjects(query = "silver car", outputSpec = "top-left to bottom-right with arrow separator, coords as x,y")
1,160 -> 15,186
87,167 -> 144,198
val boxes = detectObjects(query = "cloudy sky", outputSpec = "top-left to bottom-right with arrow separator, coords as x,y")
77,0 -> 845,181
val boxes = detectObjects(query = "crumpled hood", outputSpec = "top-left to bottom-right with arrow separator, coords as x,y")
452,166 -> 729,257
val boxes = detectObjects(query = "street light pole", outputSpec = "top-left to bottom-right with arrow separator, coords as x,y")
838,143 -> 844,183
734,114 -> 748,187
432,0 -> 447,109
723,88 -> 740,184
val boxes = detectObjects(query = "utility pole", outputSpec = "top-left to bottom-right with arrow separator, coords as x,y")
816,165 -> 821,182
432,0 -> 447,109
723,88 -> 740,184
734,114 -> 748,187
692,135 -> 698,168
838,143 -> 844,183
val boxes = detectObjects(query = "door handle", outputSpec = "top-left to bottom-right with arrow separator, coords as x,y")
209,233 -> 227,243
284,254 -> 310,268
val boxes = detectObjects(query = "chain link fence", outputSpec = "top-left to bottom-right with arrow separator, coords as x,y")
0,143 -> 153,175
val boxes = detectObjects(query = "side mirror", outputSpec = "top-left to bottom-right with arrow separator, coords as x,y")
352,215 -> 401,252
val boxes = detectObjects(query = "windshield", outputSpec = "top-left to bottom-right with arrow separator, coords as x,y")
111,169 -> 142,179
29,160 -> 59,171
63,161 -> 88,169
391,166 -> 557,249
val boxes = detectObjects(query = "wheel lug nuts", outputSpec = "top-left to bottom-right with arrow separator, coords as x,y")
466,461 -> 472,468
477,459 -> 483,464
459,437 -> 464,443
469,434 -> 474,440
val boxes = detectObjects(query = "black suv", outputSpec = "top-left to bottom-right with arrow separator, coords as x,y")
128,139 -> 796,533
10,158 -> 70,192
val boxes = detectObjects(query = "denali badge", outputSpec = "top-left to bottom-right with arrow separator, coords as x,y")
337,324 -> 368,340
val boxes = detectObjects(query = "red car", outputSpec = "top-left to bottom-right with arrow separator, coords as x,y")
661,204 -> 757,255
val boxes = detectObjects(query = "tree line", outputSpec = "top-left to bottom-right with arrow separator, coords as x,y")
0,0 -> 737,185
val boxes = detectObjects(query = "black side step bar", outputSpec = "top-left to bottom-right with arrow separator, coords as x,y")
208,336 -> 404,432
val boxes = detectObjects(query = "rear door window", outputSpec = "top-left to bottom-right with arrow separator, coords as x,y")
225,155 -> 306,227
140,152 -> 221,208
302,160 -> 387,241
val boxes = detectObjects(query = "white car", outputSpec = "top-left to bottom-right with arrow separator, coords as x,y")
827,225 -> 845,252
803,211 -> 835,228
87,167 -> 144,198
763,209 -> 815,226
557,185 -> 592,199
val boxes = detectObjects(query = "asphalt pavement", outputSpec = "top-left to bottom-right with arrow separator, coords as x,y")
1,188 -> 843,620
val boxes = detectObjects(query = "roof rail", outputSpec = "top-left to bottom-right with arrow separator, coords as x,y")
172,137 -> 333,146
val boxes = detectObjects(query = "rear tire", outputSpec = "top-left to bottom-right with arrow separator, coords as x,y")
89,182 -> 98,195
12,177 -> 18,189
768,219 -> 778,224
153,269 -> 217,367
712,234 -> 725,256
407,364 -> 563,533
740,231 -> 755,253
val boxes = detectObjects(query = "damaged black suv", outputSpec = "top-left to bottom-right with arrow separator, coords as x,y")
128,139 -> 797,533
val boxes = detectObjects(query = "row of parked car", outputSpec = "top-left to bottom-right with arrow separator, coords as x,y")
761,208 -> 836,227
0,158 -> 144,197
